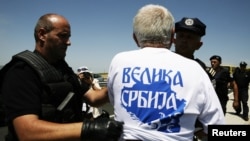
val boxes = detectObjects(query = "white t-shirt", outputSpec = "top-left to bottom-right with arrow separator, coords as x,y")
107,47 -> 225,141
93,78 -> 102,90
91,78 -> 102,118
82,78 -> 102,118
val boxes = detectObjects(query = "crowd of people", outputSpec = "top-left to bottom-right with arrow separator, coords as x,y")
0,3 -> 249,141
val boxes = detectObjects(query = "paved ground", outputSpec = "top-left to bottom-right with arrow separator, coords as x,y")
225,91 -> 250,125
0,89 -> 249,140
0,126 -> 7,140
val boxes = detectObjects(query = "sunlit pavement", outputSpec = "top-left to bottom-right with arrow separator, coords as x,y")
225,89 -> 250,125
0,126 -> 7,140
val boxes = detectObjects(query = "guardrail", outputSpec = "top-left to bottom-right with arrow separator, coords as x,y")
99,81 -> 107,87
99,81 -> 234,95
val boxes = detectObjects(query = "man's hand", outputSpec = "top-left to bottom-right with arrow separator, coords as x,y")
233,100 -> 239,111
78,73 -> 93,87
81,118 -> 123,141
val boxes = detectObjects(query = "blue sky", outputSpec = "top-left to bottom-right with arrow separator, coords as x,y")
0,0 -> 249,73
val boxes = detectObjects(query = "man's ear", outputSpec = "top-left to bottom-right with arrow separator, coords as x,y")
173,38 -> 176,44
168,28 -> 175,48
38,28 -> 47,41
133,33 -> 140,47
173,29 -> 176,45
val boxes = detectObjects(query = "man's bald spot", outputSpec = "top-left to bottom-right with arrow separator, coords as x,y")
48,15 -> 68,24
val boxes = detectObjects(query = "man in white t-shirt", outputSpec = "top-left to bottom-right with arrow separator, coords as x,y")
107,4 -> 224,141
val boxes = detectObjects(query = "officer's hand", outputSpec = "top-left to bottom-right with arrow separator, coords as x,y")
233,101 -> 239,111
81,118 -> 123,141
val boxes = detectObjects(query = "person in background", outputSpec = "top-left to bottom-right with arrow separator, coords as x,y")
107,4 -> 224,141
233,61 -> 249,121
174,17 -> 207,70
0,13 -> 122,141
174,17 -> 212,141
209,55 -> 239,115
77,66 -> 102,90
77,66 -> 109,120
174,17 -> 216,80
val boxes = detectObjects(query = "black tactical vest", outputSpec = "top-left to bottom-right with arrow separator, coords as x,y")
1,50 -> 88,123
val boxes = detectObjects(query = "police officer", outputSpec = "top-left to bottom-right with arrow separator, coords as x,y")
174,17 -> 217,80
0,13 -> 123,141
174,17 -> 209,141
233,61 -> 250,121
210,55 -> 239,115
174,17 -> 207,70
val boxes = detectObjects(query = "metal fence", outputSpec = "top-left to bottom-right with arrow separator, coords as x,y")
99,81 -> 107,87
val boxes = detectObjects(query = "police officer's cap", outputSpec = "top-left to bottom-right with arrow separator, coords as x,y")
210,55 -> 222,63
240,61 -> 247,67
175,17 -> 206,36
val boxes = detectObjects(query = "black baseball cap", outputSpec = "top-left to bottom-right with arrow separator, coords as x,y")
175,17 -> 206,36
210,55 -> 222,63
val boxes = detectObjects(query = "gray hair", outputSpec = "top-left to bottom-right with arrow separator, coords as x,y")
133,4 -> 175,48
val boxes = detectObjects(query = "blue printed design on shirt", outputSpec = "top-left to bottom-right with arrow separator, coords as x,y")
121,67 -> 186,133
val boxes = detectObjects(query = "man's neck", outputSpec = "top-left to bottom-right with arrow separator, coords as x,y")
141,42 -> 170,49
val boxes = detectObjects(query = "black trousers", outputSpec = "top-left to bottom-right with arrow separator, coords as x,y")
236,88 -> 249,117
218,97 -> 228,115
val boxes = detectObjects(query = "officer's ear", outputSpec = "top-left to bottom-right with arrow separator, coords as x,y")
195,41 -> 203,50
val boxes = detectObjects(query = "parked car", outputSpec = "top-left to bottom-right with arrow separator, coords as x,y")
93,73 -> 104,82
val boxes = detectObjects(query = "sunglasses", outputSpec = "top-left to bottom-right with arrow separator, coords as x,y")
77,68 -> 88,72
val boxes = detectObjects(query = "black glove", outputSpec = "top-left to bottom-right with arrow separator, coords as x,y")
81,118 -> 123,141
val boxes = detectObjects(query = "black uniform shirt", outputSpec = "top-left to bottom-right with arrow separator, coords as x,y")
214,67 -> 233,100
233,70 -> 250,89
1,61 -> 42,140
2,61 -> 42,122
